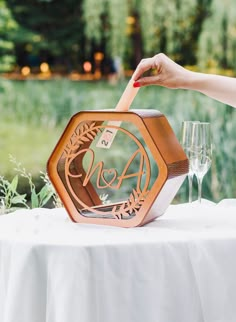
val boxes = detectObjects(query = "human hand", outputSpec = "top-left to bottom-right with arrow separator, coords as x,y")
132,53 -> 190,89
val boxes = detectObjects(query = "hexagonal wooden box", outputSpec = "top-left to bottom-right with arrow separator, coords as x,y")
47,109 -> 188,227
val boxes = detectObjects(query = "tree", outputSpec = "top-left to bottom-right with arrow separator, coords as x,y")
0,0 -> 17,72
82,0 -> 213,66
4,0 -> 236,72
6,0 -> 86,71
198,0 -> 236,71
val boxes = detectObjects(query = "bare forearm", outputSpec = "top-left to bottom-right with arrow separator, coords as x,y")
133,54 -> 236,108
182,71 -> 236,108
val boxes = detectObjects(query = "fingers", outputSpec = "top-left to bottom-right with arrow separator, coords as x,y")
132,57 -> 156,81
133,75 -> 161,87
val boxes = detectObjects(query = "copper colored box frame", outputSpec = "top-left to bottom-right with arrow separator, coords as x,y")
47,109 -> 188,227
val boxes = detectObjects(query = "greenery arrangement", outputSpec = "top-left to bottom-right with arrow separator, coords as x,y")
0,155 -> 61,215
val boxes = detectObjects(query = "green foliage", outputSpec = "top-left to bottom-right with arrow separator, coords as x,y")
136,0 -> 213,64
11,156 -> 55,208
83,0 -> 213,64
198,0 -> 236,71
2,0 -> 236,70
82,0 -> 236,67
82,0 -> 105,45
82,0 -> 129,58
6,0 -> 86,64
106,0 -> 129,57
0,155 -> 60,214
0,0 -> 17,71
137,0 -> 169,54
0,174 -> 28,211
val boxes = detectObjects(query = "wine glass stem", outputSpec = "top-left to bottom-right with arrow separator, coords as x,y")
197,177 -> 203,203
188,174 -> 193,203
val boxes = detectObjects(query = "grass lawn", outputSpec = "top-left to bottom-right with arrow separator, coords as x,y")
0,120 -> 62,177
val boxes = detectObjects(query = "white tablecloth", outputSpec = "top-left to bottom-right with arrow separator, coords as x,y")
1,199 -> 236,322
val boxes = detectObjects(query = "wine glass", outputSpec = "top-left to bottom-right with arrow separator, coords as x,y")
190,122 -> 212,203
181,121 -> 199,203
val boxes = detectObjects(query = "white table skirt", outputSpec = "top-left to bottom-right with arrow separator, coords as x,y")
1,199 -> 236,322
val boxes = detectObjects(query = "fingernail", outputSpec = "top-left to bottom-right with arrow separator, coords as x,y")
133,81 -> 141,88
